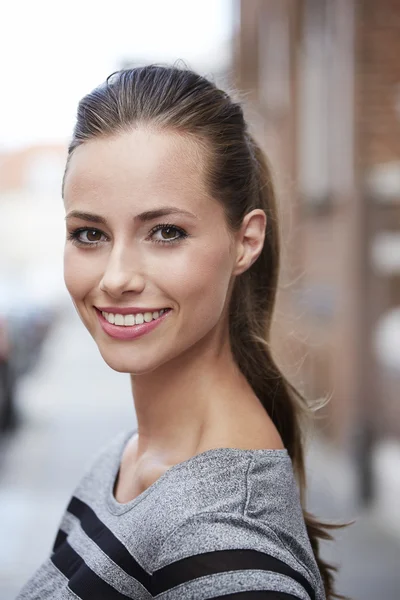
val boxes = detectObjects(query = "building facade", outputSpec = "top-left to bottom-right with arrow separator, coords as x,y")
233,0 -> 400,458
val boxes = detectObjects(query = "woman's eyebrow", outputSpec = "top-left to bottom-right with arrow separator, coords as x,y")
65,211 -> 106,224
135,207 -> 198,221
65,207 -> 198,223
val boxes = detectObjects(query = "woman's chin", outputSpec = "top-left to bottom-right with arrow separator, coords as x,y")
97,347 -> 161,375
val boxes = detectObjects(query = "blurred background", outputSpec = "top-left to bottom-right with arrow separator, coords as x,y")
0,1 -> 399,599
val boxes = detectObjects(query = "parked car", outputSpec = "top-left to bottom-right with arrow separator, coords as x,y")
0,315 -> 15,431
0,273 -> 57,433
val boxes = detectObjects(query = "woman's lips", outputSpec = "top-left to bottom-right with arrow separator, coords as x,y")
96,308 -> 171,340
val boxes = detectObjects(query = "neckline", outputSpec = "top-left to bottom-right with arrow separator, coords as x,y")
106,428 -> 290,515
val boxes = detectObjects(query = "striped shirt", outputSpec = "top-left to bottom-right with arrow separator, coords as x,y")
16,429 -> 326,599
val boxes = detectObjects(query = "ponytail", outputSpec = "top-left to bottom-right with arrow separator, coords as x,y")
229,135 -> 350,600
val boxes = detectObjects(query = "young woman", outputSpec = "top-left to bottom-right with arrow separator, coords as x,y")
17,65 -> 344,600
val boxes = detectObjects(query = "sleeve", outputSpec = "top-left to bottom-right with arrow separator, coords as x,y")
151,511 -> 317,600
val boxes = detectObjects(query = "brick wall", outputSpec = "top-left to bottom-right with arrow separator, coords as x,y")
356,0 -> 400,167
235,0 -> 400,444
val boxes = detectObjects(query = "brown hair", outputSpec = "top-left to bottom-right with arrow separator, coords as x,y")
62,64 -> 347,599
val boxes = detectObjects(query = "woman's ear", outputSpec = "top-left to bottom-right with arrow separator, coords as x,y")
232,209 -> 267,276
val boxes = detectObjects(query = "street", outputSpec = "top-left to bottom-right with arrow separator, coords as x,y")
0,306 -> 399,599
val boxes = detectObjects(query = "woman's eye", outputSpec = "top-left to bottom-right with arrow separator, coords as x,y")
68,224 -> 188,247
68,228 -> 107,246
84,230 -> 103,242
150,224 -> 188,244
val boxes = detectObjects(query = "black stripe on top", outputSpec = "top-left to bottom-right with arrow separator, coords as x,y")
53,529 -> 68,553
51,496 -> 151,592
152,549 -> 315,600
68,496 -> 151,589
212,593 -> 304,600
51,540 -> 131,599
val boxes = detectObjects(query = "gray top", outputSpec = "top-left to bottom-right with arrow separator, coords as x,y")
17,428 -> 326,599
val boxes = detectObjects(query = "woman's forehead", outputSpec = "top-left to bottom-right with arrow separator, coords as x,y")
64,129 -> 209,197
63,129 -> 224,219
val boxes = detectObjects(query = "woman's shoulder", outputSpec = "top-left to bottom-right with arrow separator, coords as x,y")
147,448 -> 323,595
153,506 -> 324,600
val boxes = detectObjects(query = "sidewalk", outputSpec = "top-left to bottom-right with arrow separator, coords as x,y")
306,436 -> 400,599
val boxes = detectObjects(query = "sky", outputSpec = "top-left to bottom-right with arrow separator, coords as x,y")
0,0 -> 233,150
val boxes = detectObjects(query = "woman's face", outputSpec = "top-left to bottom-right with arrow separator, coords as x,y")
63,129 -> 238,374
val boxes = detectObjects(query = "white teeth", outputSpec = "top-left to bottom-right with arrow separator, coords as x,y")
101,309 -> 169,326
114,314 -> 124,326
124,314 -> 135,326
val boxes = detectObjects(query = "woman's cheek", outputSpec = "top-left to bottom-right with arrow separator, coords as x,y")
63,250 -> 99,301
63,248 -> 76,298
165,243 -> 232,315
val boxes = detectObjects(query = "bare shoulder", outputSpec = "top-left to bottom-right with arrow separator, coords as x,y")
223,394 -> 286,452
223,428 -> 285,452
202,413 -> 286,453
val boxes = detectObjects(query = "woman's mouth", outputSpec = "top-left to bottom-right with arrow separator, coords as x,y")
95,308 -> 172,340
100,308 -> 169,326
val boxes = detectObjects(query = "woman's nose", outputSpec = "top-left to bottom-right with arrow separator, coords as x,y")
99,249 -> 145,297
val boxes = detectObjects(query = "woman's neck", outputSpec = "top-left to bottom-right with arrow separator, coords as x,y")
129,338 -> 283,468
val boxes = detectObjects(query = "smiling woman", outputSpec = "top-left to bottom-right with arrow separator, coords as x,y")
16,65 -> 345,600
